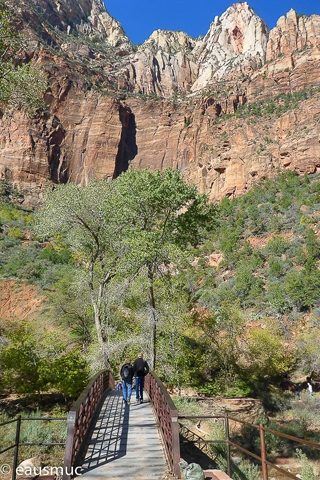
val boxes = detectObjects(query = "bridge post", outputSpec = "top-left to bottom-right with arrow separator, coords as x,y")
225,413 -> 231,477
259,423 -> 268,480
62,411 -> 76,480
171,409 -> 181,479
12,415 -> 21,480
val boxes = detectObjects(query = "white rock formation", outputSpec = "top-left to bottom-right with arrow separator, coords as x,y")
191,2 -> 269,90
143,29 -> 196,54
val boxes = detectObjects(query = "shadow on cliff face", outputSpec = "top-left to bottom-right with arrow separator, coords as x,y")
113,105 -> 137,178
48,116 -> 68,183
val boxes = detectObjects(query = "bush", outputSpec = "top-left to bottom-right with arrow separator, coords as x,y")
40,246 -> 71,264
0,325 -> 88,398
264,235 -> 290,256
8,226 -> 24,239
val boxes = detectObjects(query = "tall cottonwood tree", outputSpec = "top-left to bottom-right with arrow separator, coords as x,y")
113,168 -> 216,369
35,180 -> 132,365
36,169 -> 216,369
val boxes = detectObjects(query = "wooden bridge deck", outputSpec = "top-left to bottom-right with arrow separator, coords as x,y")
77,390 -> 168,480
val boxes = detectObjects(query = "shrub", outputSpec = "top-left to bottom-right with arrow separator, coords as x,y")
40,246 -> 71,264
296,449 -> 317,480
8,226 -> 24,239
265,235 -> 290,256
268,257 -> 284,278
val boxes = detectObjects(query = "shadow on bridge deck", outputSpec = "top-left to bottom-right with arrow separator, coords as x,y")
77,390 -> 167,480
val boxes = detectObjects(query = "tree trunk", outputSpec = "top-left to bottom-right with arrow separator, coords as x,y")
94,306 -> 104,346
89,259 -> 105,348
148,265 -> 156,370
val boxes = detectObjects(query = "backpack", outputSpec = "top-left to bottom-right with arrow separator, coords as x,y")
122,364 -> 130,380
179,461 -> 205,480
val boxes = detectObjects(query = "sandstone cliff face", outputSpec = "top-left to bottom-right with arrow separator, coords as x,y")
267,9 -> 320,61
1,1 -> 320,206
121,48 -> 198,97
15,0 -> 132,49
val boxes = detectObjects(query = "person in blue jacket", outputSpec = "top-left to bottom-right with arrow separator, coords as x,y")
120,357 -> 134,405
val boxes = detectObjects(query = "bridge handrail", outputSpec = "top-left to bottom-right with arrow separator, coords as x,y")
144,372 -> 180,478
63,369 -> 114,480
179,413 -> 320,480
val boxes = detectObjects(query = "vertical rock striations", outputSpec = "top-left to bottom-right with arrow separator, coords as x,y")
1,1 -> 320,206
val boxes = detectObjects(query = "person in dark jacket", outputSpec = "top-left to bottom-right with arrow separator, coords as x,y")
120,357 -> 134,405
133,352 -> 149,404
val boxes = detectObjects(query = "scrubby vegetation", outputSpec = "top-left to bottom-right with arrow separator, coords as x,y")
1,170 -> 320,396
1,169 -> 320,477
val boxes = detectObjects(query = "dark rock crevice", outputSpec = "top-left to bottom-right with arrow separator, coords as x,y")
113,105 -> 138,178
46,116 -> 68,183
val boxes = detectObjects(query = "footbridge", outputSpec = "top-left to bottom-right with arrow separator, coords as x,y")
2,369 -> 320,480
62,370 -> 180,480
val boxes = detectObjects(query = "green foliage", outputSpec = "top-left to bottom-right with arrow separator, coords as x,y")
0,323 -> 88,398
35,169 -> 217,368
39,245 -> 71,264
0,325 -> 49,395
50,351 -> 89,397
193,300 -> 249,395
8,225 -> 24,239
285,268 -> 320,310
268,257 -> 284,278
244,319 -> 296,380
234,264 -> 264,306
235,86 -> 319,121
267,281 -> 292,314
296,326 -> 320,372
0,2 -> 47,114
296,449 -> 316,480
264,235 -> 290,255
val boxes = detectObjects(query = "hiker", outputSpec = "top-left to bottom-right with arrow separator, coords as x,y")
120,357 -> 134,405
133,352 -> 149,404
294,384 -> 300,400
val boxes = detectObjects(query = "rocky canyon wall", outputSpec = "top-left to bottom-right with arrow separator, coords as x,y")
1,0 -> 320,206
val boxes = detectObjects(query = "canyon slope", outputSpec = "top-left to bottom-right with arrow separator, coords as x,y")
1,0 -> 320,205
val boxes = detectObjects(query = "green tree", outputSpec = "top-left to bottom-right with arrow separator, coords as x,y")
285,268 -> 320,310
0,324 -> 88,399
296,326 -> 320,372
155,288 -> 193,393
305,228 -> 320,259
35,180 -> 129,358
50,351 -> 88,398
48,268 -> 93,349
0,2 -> 47,114
245,319 -> 296,379
0,328 -> 48,397
195,299 -> 247,394
36,169 -> 216,370
113,168 -> 216,369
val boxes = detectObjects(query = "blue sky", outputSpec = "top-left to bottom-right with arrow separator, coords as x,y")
103,0 -> 320,45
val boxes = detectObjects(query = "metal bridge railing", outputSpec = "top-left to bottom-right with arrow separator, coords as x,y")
144,372 -> 181,478
179,413 -> 320,480
0,415 -> 67,480
62,369 -> 114,480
